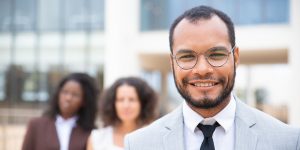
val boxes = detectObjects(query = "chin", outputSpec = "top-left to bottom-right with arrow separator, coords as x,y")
120,117 -> 137,122
187,95 -> 225,109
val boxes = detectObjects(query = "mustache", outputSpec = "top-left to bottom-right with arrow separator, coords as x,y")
182,75 -> 221,84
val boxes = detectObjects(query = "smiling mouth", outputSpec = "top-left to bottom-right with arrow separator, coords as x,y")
62,103 -> 70,108
190,82 -> 218,87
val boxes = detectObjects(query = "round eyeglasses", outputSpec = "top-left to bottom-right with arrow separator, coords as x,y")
171,46 -> 235,70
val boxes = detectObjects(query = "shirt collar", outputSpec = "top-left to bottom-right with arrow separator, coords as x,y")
56,115 -> 78,127
182,94 -> 236,133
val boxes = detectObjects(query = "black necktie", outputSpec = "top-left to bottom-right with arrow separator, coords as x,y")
197,122 -> 220,150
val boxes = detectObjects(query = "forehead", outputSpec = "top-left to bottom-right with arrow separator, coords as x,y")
172,15 -> 230,53
63,80 -> 81,89
116,84 -> 137,96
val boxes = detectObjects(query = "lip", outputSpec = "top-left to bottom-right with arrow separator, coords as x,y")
120,111 -> 133,116
188,80 -> 219,90
61,102 -> 71,108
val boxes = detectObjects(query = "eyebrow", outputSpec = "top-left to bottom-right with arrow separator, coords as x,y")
207,46 -> 228,52
176,49 -> 194,53
176,46 -> 228,53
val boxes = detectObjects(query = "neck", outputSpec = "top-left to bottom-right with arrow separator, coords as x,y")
113,121 -> 139,148
114,121 -> 138,134
60,114 -> 74,120
189,96 -> 231,118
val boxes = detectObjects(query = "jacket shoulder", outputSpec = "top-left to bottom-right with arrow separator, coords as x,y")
125,106 -> 182,149
239,101 -> 293,130
128,108 -> 177,137
236,99 -> 300,148
27,116 -> 53,129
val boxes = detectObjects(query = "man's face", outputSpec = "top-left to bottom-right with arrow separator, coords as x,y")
171,16 -> 239,109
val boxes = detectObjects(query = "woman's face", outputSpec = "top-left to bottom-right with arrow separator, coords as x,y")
58,80 -> 83,119
115,84 -> 141,124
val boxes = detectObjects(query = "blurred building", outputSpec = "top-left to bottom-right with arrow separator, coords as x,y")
103,0 -> 300,125
1,0 -> 300,149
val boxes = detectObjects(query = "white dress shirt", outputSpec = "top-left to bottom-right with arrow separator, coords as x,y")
55,115 -> 78,150
183,94 -> 236,150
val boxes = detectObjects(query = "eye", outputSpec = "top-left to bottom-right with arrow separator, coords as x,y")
72,93 -> 81,98
208,53 -> 227,60
129,98 -> 136,102
116,98 -> 123,102
207,49 -> 228,60
60,90 -> 69,95
176,53 -> 196,62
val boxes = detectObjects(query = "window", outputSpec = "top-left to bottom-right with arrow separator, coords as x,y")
0,0 -> 104,32
140,0 -> 290,31
265,0 -> 289,23
64,0 -> 104,31
39,0 -> 60,31
140,0 -> 168,30
14,0 -> 36,31
0,0 -> 11,32
0,0 -> 36,32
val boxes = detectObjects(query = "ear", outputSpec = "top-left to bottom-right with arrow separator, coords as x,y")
233,46 -> 240,67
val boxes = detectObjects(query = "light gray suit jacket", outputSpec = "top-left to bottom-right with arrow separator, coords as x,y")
125,99 -> 300,150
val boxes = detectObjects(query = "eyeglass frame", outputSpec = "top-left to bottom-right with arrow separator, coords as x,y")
171,45 -> 236,70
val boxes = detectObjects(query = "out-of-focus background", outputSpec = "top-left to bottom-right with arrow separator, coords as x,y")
0,0 -> 300,149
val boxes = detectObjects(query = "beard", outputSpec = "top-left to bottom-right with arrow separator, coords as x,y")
172,64 -> 236,109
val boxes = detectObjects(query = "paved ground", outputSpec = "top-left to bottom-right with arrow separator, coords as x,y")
0,124 -> 26,150
0,107 -> 42,150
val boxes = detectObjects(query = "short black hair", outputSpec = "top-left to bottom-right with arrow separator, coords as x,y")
100,77 -> 158,127
44,72 -> 99,131
169,5 -> 235,53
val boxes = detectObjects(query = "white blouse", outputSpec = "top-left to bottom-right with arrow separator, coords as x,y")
55,115 -> 78,150
90,126 -> 123,150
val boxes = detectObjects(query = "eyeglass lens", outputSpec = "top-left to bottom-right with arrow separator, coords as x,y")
175,48 -> 230,69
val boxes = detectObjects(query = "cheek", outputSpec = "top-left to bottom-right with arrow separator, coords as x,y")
173,66 -> 184,80
129,101 -> 141,116
71,97 -> 83,112
135,103 -> 141,114
115,102 -> 124,116
132,103 -> 141,119
58,93 -> 64,101
221,65 -> 235,85
115,102 -> 120,112
58,95 -> 64,107
76,98 -> 83,108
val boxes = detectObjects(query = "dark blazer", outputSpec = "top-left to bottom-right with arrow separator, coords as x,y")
22,116 -> 91,150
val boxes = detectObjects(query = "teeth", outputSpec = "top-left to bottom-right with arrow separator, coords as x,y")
193,82 -> 215,87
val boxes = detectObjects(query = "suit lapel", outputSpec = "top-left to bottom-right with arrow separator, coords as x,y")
163,106 -> 185,150
234,98 -> 258,150
47,118 -> 60,149
235,117 -> 258,150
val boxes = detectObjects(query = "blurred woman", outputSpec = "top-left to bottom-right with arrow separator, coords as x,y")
86,77 -> 158,150
22,73 -> 98,150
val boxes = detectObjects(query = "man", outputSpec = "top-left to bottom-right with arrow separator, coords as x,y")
124,5 -> 300,150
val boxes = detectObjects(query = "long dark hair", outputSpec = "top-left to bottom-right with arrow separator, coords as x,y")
100,77 -> 158,127
44,72 -> 98,131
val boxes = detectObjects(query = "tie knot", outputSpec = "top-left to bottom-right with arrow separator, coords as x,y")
197,122 -> 220,138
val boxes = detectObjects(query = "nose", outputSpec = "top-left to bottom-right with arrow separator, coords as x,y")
64,93 -> 73,101
192,55 -> 213,75
123,99 -> 131,107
